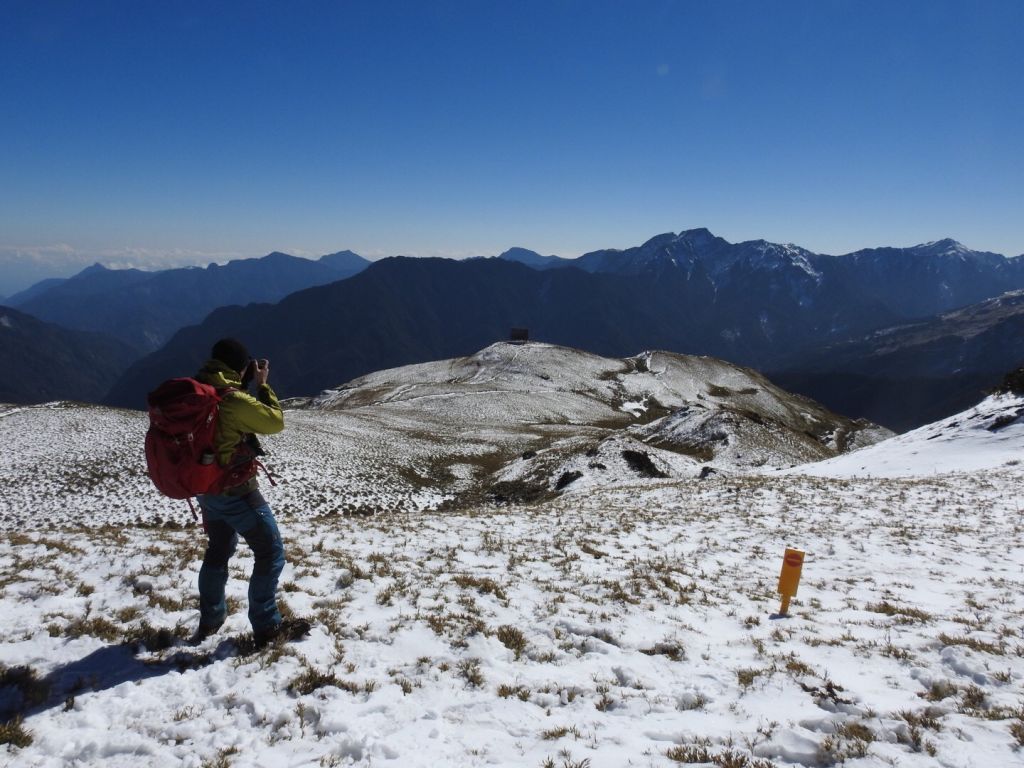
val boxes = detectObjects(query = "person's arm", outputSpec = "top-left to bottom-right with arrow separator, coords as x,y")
237,357 -> 284,434
225,387 -> 284,435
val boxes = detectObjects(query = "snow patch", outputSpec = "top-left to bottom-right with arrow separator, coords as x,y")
791,393 -> 1024,478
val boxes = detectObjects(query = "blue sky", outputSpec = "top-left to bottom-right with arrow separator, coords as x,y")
1,0 -> 1022,294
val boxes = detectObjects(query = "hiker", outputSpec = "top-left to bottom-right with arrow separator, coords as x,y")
190,338 -> 309,647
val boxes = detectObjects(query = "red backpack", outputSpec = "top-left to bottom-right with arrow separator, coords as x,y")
145,378 -> 232,516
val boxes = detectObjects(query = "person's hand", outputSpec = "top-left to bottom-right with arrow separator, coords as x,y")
255,358 -> 270,387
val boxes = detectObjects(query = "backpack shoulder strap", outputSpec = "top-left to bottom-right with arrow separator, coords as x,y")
213,385 -> 240,401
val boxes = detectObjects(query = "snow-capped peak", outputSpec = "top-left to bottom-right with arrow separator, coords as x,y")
741,240 -> 822,280
914,238 -> 973,257
673,227 -> 717,245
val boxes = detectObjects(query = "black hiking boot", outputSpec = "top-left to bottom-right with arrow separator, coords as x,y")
253,617 -> 312,649
188,620 -> 224,645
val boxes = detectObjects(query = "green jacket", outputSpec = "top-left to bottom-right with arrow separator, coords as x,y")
195,359 -> 285,467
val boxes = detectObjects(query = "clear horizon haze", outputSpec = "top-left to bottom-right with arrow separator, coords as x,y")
1,0 -> 1022,295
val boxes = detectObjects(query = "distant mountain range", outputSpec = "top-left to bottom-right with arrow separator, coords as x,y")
501,228 -> 1024,322
6,250 -> 370,353
0,306 -> 137,404
104,230 -> 1024,429
5,228 -> 1024,429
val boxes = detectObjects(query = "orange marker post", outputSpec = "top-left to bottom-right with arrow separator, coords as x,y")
776,548 -> 805,616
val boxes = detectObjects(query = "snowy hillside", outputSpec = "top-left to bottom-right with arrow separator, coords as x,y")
3,351 -> 1024,767
313,342 -> 854,428
0,343 -> 888,529
309,342 -> 889,503
790,393 -> 1024,478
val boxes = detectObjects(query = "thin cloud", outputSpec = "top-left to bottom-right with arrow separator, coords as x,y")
0,245 -> 247,296
0,244 -> 245,271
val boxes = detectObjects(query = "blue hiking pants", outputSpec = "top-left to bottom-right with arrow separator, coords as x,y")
197,491 -> 284,634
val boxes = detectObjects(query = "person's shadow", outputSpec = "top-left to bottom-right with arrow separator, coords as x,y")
1,633 -> 253,723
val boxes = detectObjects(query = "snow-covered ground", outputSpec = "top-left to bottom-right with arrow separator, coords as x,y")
2,353 -> 1024,767
0,343 -> 889,530
3,465 -> 1024,767
789,393 -> 1024,478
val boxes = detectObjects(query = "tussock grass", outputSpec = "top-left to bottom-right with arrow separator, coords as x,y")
1010,713 -> 1024,747
666,744 -> 712,763
639,641 -> 686,662
452,574 -> 507,601
3,453 -> 1024,765
938,633 -> 1003,655
288,668 -> 341,695
288,667 -> 376,696
457,658 -> 485,688
923,679 -> 958,701
735,667 -> 770,691
124,622 -> 183,652
0,716 -> 33,747
497,683 -> 531,701
541,724 -> 581,740
895,709 -> 942,755
818,720 -> 875,763
0,664 -> 50,709
494,625 -> 527,659
58,615 -> 120,641
959,683 -> 988,713
667,745 -> 777,768
865,600 -> 933,623
201,745 -> 240,768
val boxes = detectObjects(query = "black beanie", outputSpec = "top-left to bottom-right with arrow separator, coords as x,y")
211,338 -> 250,373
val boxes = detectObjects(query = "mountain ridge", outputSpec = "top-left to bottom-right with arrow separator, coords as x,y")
0,306 -> 137,404
9,250 -> 371,353
8,228 -> 1024,428
102,245 -> 1024,426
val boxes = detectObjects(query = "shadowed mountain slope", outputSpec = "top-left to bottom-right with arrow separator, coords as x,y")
0,306 -> 137,404
104,257 -> 693,407
772,290 -> 1024,430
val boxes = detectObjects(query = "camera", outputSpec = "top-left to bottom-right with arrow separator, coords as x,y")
241,357 -> 270,387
